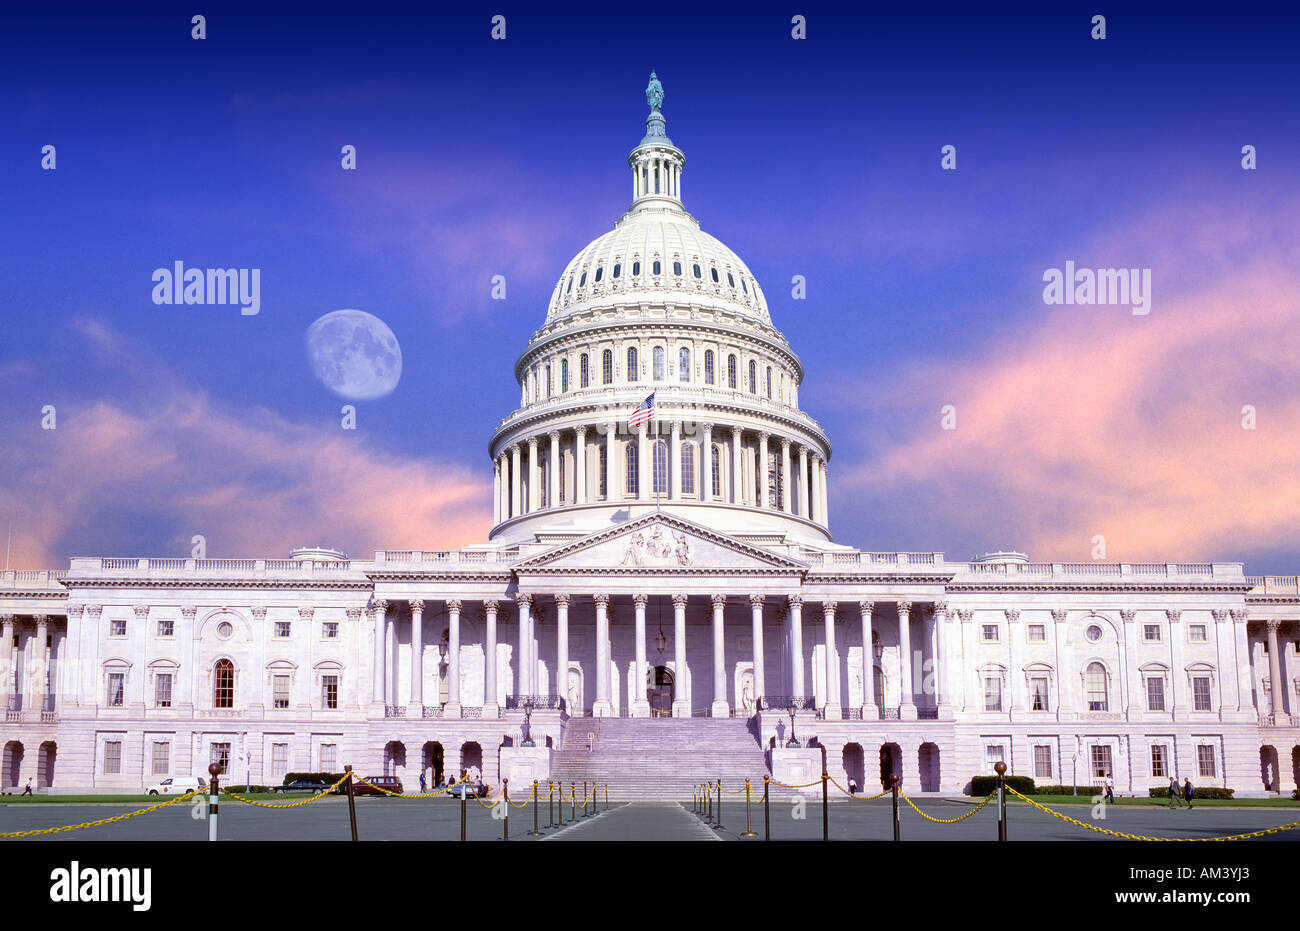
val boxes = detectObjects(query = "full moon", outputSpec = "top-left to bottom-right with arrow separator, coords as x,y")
305,309 -> 402,401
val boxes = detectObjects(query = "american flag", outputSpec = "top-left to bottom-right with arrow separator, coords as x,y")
627,392 -> 656,428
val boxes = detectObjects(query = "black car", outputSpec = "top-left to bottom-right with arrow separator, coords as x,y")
272,779 -> 331,794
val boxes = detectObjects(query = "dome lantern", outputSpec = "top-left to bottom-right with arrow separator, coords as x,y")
628,71 -> 686,210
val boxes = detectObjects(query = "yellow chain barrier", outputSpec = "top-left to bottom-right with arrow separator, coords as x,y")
1004,786 -> 1300,841
827,776 -> 891,801
350,773 -> 477,800
0,788 -> 206,838
898,790 -> 996,823
767,778 -> 824,790
222,773 -> 352,808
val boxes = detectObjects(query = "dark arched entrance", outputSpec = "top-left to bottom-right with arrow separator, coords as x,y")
461,741 -> 483,782
918,742 -> 940,792
842,743 -> 865,792
880,742 -> 901,790
37,741 -> 56,790
648,666 -> 674,718
422,741 -> 444,785
384,741 -> 405,777
1260,745 -> 1280,792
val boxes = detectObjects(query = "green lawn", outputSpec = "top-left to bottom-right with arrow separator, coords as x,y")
1010,794 -> 1300,808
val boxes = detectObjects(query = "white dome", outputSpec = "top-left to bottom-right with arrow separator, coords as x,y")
545,210 -> 771,326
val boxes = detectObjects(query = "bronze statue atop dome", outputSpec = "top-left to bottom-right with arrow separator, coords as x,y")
646,71 -> 664,113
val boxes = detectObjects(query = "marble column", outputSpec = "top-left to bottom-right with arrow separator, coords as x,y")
797,446 -> 809,517
780,438 -> 792,513
701,423 -> 714,498
1006,609 -> 1023,714
933,602 -> 951,718
1167,609 -> 1185,714
63,604 -> 83,707
711,595 -> 729,717
484,600 -> 499,714
527,436 -> 540,511
32,615 -> 49,712
822,601 -> 840,719
819,459 -> 829,526
515,594 -> 532,699
593,594 -> 612,716
860,600 -> 876,717
673,594 -> 689,717
385,607 -> 397,707
789,596 -> 806,700
548,431 -> 560,507
898,601 -> 916,719
1121,609 -> 1141,715
633,594 -> 649,716
810,455 -> 822,522
554,594 -> 569,712
446,600 -> 462,715
408,600 -> 424,712
758,432 -> 770,509
1051,609 -> 1071,716
510,444 -> 522,517
1231,609 -> 1250,713
1266,619 -> 1285,718
575,428 -> 588,504
606,423 -> 617,501
371,600 -> 387,708
492,461 -> 500,524
730,426 -> 743,504
669,421 -> 682,500
0,614 -> 13,711
748,595 -> 764,707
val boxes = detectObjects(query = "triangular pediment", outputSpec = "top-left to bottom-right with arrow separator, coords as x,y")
511,512 -> 808,573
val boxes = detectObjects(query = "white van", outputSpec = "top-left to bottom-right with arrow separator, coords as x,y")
145,776 -> 207,796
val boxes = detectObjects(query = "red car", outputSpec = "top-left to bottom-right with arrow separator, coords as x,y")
352,775 -> 403,796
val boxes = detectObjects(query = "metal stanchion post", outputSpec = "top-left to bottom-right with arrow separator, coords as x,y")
207,763 -> 221,842
460,769 -> 468,842
344,765 -> 358,842
741,778 -> 757,837
571,782 -> 576,823
763,775 -> 770,841
707,781 -> 713,821
715,778 -> 723,830
583,780 -> 588,818
502,779 -> 510,841
548,781 -> 556,828
995,761 -> 1007,842
604,784 -> 608,811
529,779 -> 540,835
891,775 -> 901,841
821,771 -> 829,842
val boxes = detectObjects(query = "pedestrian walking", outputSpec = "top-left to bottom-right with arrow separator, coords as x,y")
1183,777 -> 1194,809
20,778 -> 32,796
419,771 -> 427,793
1103,772 -> 1114,803
848,777 -> 858,795
1168,776 -> 1186,808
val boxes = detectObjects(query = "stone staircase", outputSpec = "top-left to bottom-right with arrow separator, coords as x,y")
550,716 -> 769,800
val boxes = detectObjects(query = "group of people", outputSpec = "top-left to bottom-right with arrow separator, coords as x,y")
1101,772 -> 1195,808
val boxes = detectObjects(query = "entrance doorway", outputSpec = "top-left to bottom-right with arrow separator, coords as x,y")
648,666 -> 674,717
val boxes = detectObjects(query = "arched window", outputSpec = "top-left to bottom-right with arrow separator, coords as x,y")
748,360 -> 757,393
545,364 -> 552,398
594,265 -> 603,283
579,271 -> 587,287
766,366 -> 773,398
632,261 -> 640,276
704,350 -> 715,384
558,454 -> 566,503
741,277 -> 749,294
1085,662 -> 1109,711
579,353 -> 589,388
710,267 -> 719,283
602,349 -> 613,385
612,263 -> 621,278
653,259 -> 661,275
692,263 -> 702,278
652,346 -> 665,380
652,440 -> 668,495
673,260 -> 682,276
627,347 -> 639,382
214,659 -> 234,709
681,443 -> 695,495
727,354 -> 737,389
711,444 -> 723,497
598,444 -> 607,498
727,272 -> 735,288
566,277 -> 573,294
560,359 -> 569,393
679,347 -> 690,382
539,456 -> 549,508
625,442 -> 639,496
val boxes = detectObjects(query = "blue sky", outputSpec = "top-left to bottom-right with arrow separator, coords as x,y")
3,1 -> 1299,571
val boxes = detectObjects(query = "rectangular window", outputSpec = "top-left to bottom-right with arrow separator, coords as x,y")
711,445 -> 722,498
1151,745 -> 1167,777
1146,676 -> 1165,711
155,673 -> 173,708
322,675 -> 339,710
104,741 -> 122,775
1030,676 -> 1049,711
273,675 -> 290,709
271,743 -> 289,778
111,619 -> 127,637
107,672 -> 125,707
983,676 -> 1002,712
157,619 -> 174,638
210,742 -> 231,775
1143,624 -> 1161,642
1027,624 -> 1045,642
981,624 -> 999,642
275,621 -> 291,638
1033,745 -> 1052,779
985,745 -> 1005,774
1188,624 -> 1207,642
322,621 -> 339,639
1192,676 -> 1212,711
152,741 -> 170,775
1090,745 -> 1112,779
1197,745 -> 1216,778
320,743 -> 337,770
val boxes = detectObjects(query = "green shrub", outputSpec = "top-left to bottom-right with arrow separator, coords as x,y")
969,775 -> 1035,796
1147,786 -> 1234,800
1035,785 -> 1103,795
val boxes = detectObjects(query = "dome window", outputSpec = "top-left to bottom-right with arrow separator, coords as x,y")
693,263 -> 702,279
627,347 -> 639,382
652,346 -> 665,381
748,360 -> 757,394
710,267 -> 719,283
741,278 -> 749,294
673,261 -> 682,276
613,263 -> 621,278
602,349 -> 613,385
727,354 -> 737,389
566,277 -> 573,294
727,273 -> 735,287
579,271 -> 587,287
704,350 -> 715,385
652,260 -> 661,275
632,261 -> 640,276
595,266 -> 603,283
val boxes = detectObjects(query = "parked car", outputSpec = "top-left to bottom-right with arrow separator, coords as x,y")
444,781 -> 489,799
271,779 -> 331,794
145,776 -> 207,796
352,776 -> 403,796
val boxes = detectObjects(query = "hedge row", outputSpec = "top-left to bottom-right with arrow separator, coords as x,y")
969,775 -> 1036,796
1035,785 -> 1103,795
283,772 -> 348,786
1147,786 -> 1235,800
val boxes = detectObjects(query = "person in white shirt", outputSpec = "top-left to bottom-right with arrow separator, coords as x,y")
1103,772 -> 1114,802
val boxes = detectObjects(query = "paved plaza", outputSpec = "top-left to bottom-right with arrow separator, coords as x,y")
1,795 -> 1296,842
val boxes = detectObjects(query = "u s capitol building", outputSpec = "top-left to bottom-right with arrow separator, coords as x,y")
3,76 -> 1297,799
